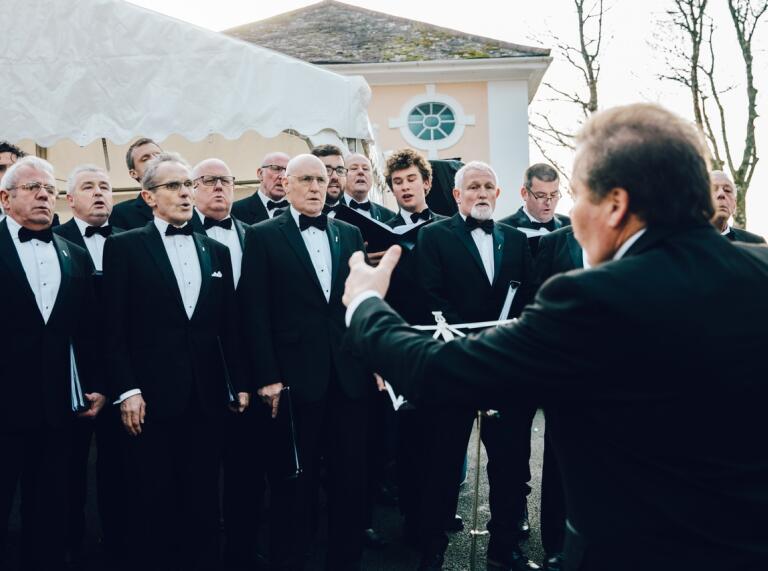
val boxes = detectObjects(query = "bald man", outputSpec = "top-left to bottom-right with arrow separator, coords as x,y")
238,154 -> 372,571
710,170 -> 765,243
341,153 -> 395,222
232,151 -> 290,225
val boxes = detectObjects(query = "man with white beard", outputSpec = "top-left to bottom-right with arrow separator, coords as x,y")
408,161 -> 538,571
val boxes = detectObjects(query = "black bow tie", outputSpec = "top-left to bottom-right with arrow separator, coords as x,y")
203,217 -> 232,230
299,214 -> 328,232
465,217 -> 494,234
267,199 -> 289,211
18,227 -> 53,243
349,200 -> 371,211
529,219 -> 556,232
165,224 -> 194,237
323,203 -> 340,215
410,210 -> 431,223
84,225 -> 112,238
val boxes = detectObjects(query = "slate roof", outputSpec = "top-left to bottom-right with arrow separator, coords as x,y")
224,0 -> 549,64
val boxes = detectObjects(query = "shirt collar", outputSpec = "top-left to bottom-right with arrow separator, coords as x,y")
612,228 -> 647,261
522,205 -> 544,224
721,226 -> 732,236
343,193 -> 369,205
73,216 -> 108,236
5,215 -> 22,240
153,216 -> 190,236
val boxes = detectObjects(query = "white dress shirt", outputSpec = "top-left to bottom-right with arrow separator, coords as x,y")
721,226 -> 731,237
396,210 -> 428,229
325,200 -> 340,219
291,206 -> 332,302
153,217 -> 202,319
73,216 -> 108,271
6,216 -> 61,323
196,209 -> 242,287
460,213 -> 494,284
342,193 -> 373,220
259,191 -> 285,219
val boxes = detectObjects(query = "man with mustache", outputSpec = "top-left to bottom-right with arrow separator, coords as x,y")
408,161 -> 537,571
0,156 -> 104,571
110,138 -> 163,230
710,170 -> 765,243
232,151 -> 291,224
104,153 -> 246,570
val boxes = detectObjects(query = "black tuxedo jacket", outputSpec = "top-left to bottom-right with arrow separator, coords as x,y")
341,195 -> 395,222
416,214 -> 535,325
238,210 -> 369,402
383,210 -> 447,325
348,224 -> 768,570
533,225 -> 583,289
727,226 -> 766,244
110,193 -> 153,230
103,222 -> 245,418
231,192 -> 270,225
501,206 -> 571,257
0,220 -> 100,430
53,217 -> 125,251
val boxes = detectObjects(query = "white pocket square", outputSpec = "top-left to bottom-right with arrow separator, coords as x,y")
211,271 -> 223,278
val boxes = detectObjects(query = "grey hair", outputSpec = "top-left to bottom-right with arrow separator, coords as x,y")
67,164 -> 109,195
454,160 -> 498,190
191,158 -> 231,180
141,152 -> 190,190
0,155 -> 55,191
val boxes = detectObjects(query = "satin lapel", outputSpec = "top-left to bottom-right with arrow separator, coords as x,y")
233,218 -> 246,248
192,233 -> 212,320
278,213 -> 325,298
492,225 -> 505,286
48,234 -> 73,324
566,231 -> 583,269
140,224 -> 186,315
327,220 -> 341,295
0,222 -> 40,314
450,215 -> 487,280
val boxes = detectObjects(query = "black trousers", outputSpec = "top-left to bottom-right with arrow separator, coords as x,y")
121,406 -> 222,571
221,404 -> 267,563
540,423 -> 566,556
0,425 -> 72,571
66,405 -> 126,556
416,402 -> 536,554
266,381 -> 368,571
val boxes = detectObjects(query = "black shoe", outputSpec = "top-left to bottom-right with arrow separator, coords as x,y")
362,528 -> 388,549
418,550 -> 445,571
516,505 -> 530,536
486,542 -> 540,571
542,553 -> 563,571
445,514 -> 464,533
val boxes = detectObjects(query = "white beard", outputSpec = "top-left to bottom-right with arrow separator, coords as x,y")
470,204 -> 494,220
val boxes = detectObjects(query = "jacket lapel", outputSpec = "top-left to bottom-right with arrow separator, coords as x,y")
450,215 -> 488,281
233,217 -> 247,248
491,224 -> 505,286
327,220 -> 341,295
0,221 -> 41,317
140,224 -> 187,315
566,230 -> 583,269
278,212 -> 325,299
191,233 -> 212,320
48,234 -> 74,325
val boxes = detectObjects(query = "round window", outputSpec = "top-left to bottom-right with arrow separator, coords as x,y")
407,102 -> 456,141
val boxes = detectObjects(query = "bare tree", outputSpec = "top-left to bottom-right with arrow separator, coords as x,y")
659,0 -> 767,226
530,0 -> 605,181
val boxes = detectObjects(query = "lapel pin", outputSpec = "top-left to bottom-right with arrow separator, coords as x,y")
62,250 -> 68,257
335,236 -> 339,242
201,246 -> 205,252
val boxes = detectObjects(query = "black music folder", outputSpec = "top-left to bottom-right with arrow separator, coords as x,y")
333,205 -> 429,251
70,341 -> 88,414
273,386 -> 302,480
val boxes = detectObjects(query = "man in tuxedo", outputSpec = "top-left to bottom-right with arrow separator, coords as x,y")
410,161 -> 537,571
500,164 -> 570,256
311,144 -> 347,218
104,153 -> 248,570
110,138 -> 162,230
341,152 -> 395,222
231,151 -> 290,224
238,154 -> 370,571
53,165 -> 127,563
0,156 -> 105,571
710,170 -> 765,243
344,103 -> 768,571
190,157 -> 259,568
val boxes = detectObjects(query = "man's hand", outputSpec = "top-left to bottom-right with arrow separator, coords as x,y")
120,394 -> 146,436
374,373 -> 386,392
229,392 -> 250,413
342,246 -> 402,307
258,382 -> 284,418
78,392 -> 107,419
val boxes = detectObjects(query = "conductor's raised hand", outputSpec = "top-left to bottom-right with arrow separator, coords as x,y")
342,245 -> 402,307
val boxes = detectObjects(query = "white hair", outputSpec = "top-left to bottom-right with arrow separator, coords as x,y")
66,164 -> 109,195
0,155 -> 55,191
191,158 -> 232,180
454,160 -> 498,190
141,152 -> 190,190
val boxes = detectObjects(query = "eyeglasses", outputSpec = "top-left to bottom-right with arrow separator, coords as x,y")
326,166 -> 348,176
196,175 -> 235,187
530,191 -> 562,202
288,175 -> 328,186
261,164 -> 287,173
7,181 -> 58,196
147,179 -> 194,192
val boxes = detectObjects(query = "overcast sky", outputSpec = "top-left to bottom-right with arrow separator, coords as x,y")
127,0 -> 768,234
